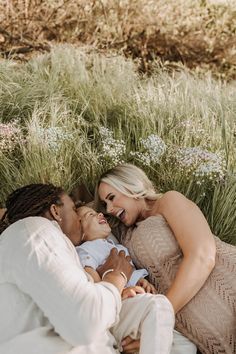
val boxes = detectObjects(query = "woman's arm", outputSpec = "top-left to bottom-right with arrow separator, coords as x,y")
157,191 -> 216,313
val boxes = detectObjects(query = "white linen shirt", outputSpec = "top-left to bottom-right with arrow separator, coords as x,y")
76,237 -> 148,287
0,217 -> 121,354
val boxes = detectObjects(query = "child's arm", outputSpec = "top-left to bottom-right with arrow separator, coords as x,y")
122,286 -> 145,300
84,266 -> 101,283
136,278 -> 157,294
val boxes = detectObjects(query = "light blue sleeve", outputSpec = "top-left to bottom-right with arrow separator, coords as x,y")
76,246 -> 99,269
127,268 -> 149,287
115,243 -> 149,286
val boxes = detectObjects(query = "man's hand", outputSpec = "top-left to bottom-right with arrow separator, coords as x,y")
121,286 -> 145,300
97,248 -> 134,282
136,278 -> 157,294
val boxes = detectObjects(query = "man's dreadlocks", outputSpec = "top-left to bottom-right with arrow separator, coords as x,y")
0,183 -> 64,234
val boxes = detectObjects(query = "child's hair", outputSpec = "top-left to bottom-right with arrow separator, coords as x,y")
0,183 -> 64,234
76,205 -> 86,217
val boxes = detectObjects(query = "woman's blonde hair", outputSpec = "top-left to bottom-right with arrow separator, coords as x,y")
96,163 -> 161,202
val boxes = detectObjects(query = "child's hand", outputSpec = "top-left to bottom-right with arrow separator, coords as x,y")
121,286 -> 145,300
136,278 -> 157,294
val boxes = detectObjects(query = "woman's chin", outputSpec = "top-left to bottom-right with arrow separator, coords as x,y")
123,218 -> 132,227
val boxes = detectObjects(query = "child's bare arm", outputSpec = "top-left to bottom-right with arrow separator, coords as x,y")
136,278 -> 157,294
84,266 -> 102,282
122,286 -> 145,300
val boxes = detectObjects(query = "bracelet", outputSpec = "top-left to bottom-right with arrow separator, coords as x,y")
102,269 -> 128,284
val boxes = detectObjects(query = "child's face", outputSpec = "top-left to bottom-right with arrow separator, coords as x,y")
77,206 -> 111,242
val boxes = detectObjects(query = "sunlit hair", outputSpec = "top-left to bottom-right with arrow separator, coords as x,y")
0,183 -> 64,234
95,163 -> 161,207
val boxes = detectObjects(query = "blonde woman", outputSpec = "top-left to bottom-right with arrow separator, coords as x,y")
96,163 -> 236,354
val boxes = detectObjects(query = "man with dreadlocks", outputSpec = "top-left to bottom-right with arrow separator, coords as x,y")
0,183 -> 175,354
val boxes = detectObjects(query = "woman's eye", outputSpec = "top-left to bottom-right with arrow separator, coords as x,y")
109,195 -> 114,201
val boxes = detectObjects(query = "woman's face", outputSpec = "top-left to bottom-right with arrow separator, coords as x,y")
77,206 -> 111,242
57,193 -> 82,246
98,182 -> 145,226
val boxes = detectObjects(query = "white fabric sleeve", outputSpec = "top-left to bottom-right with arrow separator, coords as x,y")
6,217 -> 121,347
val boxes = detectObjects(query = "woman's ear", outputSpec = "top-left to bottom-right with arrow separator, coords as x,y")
49,204 -> 62,222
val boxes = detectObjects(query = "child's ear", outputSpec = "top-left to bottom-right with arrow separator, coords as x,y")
49,204 -> 62,222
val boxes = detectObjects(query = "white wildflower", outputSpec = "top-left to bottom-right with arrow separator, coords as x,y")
131,134 -> 166,166
33,126 -> 74,152
129,151 -> 151,166
175,147 -> 226,182
99,126 -> 126,166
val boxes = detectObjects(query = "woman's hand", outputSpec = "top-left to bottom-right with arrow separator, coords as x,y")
97,248 -> 134,281
121,286 -> 145,300
136,278 -> 157,294
121,336 -> 140,353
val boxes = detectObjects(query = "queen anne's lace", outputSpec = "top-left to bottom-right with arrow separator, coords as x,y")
130,134 -> 167,166
99,127 -> 126,167
33,126 -> 74,152
175,147 -> 226,183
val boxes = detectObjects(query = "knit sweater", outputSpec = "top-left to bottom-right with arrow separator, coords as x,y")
122,215 -> 236,354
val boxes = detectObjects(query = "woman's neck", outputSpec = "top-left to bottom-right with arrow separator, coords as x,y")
138,199 -> 158,221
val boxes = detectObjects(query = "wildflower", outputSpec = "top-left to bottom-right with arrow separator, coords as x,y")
0,122 -> 23,153
131,134 -> 166,166
32,126 -> 74,152
98,127 -> 126,167
175,147 -> 226,182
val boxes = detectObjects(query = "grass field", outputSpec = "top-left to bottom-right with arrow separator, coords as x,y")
0,46 -> 236,243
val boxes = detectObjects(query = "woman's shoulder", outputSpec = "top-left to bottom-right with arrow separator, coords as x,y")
158,190 -> 186,205
144,191 -> 184,218
153,190 -> 192,217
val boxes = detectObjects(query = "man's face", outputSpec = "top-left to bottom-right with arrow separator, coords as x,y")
58,193 -> 83,246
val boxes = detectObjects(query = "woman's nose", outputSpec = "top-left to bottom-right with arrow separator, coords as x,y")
106,202 -> 113,214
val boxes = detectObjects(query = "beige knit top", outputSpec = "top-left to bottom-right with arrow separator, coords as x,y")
122,215 -> 236,354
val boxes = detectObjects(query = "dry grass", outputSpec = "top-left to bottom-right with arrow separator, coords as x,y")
0,0 -> 235,79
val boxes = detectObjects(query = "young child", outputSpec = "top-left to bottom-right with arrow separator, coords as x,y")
76,206 -> 156,293
76,206 -> 197,354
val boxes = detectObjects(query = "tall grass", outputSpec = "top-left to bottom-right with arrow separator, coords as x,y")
0,45 -> 236,243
